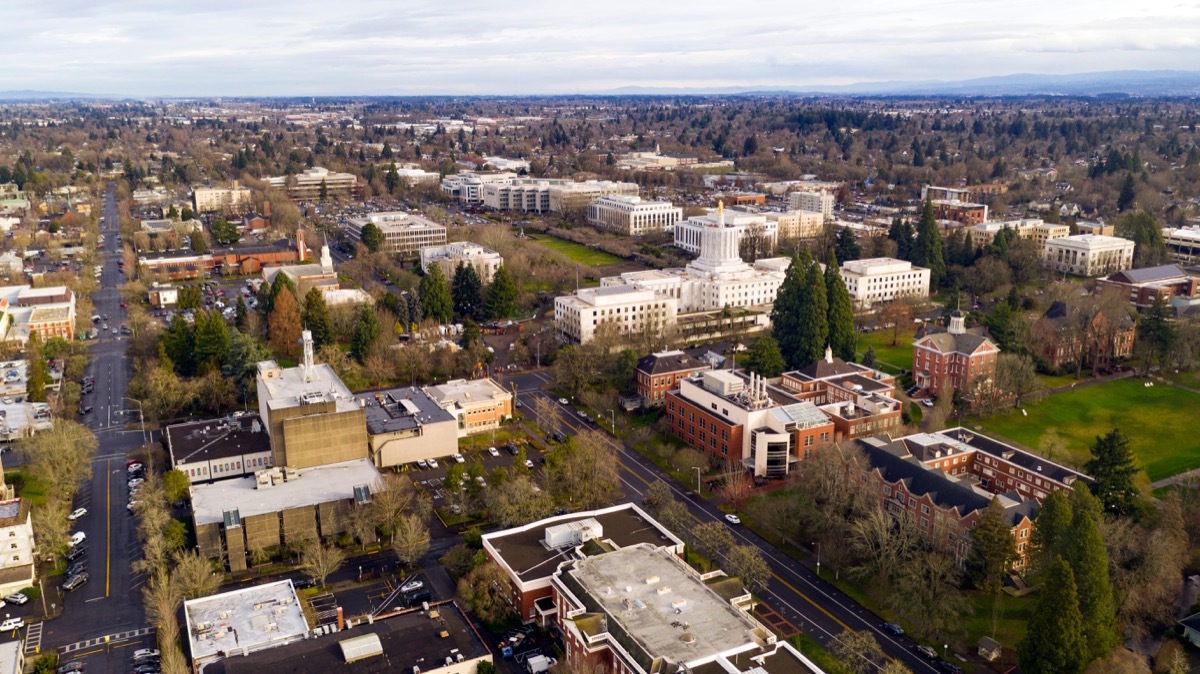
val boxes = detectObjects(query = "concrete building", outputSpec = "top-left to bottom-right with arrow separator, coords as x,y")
548,180 -> 640,214
554,286 -> 678,345
787,191 -> 835,221
0,285 -> 76,342
425,378 -> 513,437
635,350 -> 710,407
420,242 -> 503,283
969,218 -> 1069,249
1075,220 -> 1114,237
1163,226 -> 1200,264
388,164 -> 441,186
768,209 -> 826,240
440,172 -> 519,205
1044,234 -> 1135,277
346,212 -> 447,256
674,208 -> 777,256
359,387 -> 458,468
192,458 -> 382,571
912,311 -> 1000,398
0,640 -> 22,674
0,489 -> 35,596
921,185 -> 972,202
267,167 -> 358,200
184,580 -> 309,670
192,184 -> 253,214
587,195 -> 682,236
481,178 -> 568,213
1098,264 -> 1200,308
839,258 -> 931,309
165,413 -> 273,484
255,332 -> 368,469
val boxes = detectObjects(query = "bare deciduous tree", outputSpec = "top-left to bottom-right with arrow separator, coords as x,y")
391,514 -> 431,569
301,540 -> 346,588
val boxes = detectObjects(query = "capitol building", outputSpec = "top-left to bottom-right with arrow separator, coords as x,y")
555,203 -> 792,344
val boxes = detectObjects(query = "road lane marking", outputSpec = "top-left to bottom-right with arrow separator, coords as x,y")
105,457 -> 111,597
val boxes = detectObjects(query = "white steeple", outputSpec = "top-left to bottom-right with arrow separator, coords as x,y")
825,345 -> 833,363
948,310 -> 966,335
320,239 -> 333,273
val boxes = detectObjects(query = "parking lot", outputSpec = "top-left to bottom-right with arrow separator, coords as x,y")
402,433 -> 551,506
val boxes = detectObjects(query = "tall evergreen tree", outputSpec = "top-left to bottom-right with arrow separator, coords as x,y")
350,305 -> 381,364
161,315 -> 196,376
451,262 -> 484,319
887,217 -> 915,261
824,254 -> 856,362
744,335 -> 786,378
912,200 -> 946,287
388,292 -> 410,332
235,296 -> 249,331
193,310 -> 231,373
795,257 -> 829,367
966,497 -> 1017,593
1117,172 -> 1137,212
419,265 -> 453,323
485,265 -> 519,320
833,226 -> 861,263
360,222 -> 385,253
1030,489 -> 1072,571
25,332 -> 49,403
1062,489 -> 1119,660
770,252 -> 808,368
1083,428 -> 1139,516
1137,295 -> 1176,369
407,290 -> 423,325
302,288 -> 334,350
1018,557 -> 1089,674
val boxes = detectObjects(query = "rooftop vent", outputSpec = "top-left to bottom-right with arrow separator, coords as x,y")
644,576 -> 660,585
680,634 -> 696,644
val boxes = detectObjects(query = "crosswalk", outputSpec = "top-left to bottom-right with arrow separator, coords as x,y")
58,627 -> 154,654
23,621 -> 42,655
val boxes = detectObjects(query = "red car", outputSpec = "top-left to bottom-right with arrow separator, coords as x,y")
119,302 -> 126,308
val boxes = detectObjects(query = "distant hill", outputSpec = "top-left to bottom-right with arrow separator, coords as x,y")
0,90 -> 110,101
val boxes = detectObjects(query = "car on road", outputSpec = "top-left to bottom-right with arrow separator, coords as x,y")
937,662 -> 963,674
132,649 -> 160,660
4,593 -> 27,606
62,572 -> 88,591
69,531 -> 86,547
0,618 -> 24,631
68,507 -> 87,521
56,661 -> 84,674
915,645 -> 937,660
400,579 -> 424,593
881,622 -> 904,636
558,398 -> 569,405
428,458 -> 439,469
488,447 -> 500,457
111,328 -> 118,335
724,514 -> 741,525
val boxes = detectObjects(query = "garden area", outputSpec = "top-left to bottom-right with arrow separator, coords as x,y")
526,233 -> 623,266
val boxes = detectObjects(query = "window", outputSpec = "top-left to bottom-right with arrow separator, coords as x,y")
921,504 -> 930,515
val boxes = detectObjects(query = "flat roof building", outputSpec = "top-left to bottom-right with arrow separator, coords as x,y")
420,242 -> 503,283
969,218 -> 1069,249
588,195 -> 682,236
184,580 -> 308,670
0,640 -> 22,674
787,191 -> 834,221
267,167 -> 358,200
165,413 -> 273,484
674,208 -> 777,256
192,184 -> 253,214
1044,234 -> 1135,277
839,258 -> 931,309
425,377 -> 514,437
1164,226 -> 1200,265
346,212 -> 447,257
358,386 -> 458,467
0,285 -> 76,342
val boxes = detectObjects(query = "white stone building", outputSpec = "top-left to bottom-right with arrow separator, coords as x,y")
587,195 -> 682,236
969,218 -> 1069,248
481,179 -> 570,213
346,212 -> 447,256
440,172 -> 519,205
767,209 -> 826,240
1043,234 -> 1136,277
674,208 -> 777,255
266,167 -> 358,200
191,184 -> 252,213
420,242 -> 503,282
840,258 -> 932,309
787,191 -> 835,221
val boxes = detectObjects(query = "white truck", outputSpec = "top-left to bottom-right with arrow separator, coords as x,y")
525,655 -> 556,674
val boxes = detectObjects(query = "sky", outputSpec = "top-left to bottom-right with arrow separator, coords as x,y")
8,0 -> 1200,96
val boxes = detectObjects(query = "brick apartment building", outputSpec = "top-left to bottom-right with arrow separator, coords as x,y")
777,348 -> 903,440
1097,264 -> 1200,309
635,350 -> 710,407
912,311 -> 1000,398
1031,301 -> 1135,371
931,199 -> 988,226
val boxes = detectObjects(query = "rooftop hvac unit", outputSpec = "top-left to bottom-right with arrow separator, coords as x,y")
702,370 -> 744,396
544,518 -> 604,548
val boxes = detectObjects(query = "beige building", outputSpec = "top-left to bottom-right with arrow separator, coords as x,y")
674,208 -> 777,255
768,209 -> 826,240
1044,234 -> 1136,277
548,180 -> 640,214
0,489 -> 35,596
346,211 -> 447,256
554,285 -> 679,345
440,172 -> 519,205
255,332 -> 368,469
481,178 -> 569,213
360,387 -> 459,467
425,378 -> 514,437
969,218 -> 1069,249
191,184 -> 253,213
840,258 -> 931,309
788,191 -> 835,221
420,241 -> 503,283
1164,225 -> 1200,264
587,195 -> 682,236
267,167 -> 358,199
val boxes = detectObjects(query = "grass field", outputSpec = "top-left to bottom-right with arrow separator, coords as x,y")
973,378 -> 1200,482
856,330 -> 915,371
527,234 -> 623,265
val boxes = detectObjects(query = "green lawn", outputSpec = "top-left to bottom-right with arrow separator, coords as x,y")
973,378 -> 1200,482
527,234 -> 623,265
1037,372 -> 1079,390
5,471 -> 48,506
856,330 -> 915,371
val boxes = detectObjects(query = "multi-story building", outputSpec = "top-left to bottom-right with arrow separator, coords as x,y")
778,349 -> 903,440
667,370 -> 834,478
481,178 -> 568,213
266,167 -> 358,200
420,241 -> 503,282
440,172 -> 519,205
635,350 -> 710,407
0,472 -> 35,595
345,211 -> 447,256
548,180 -> 640,214
165,413 -> 273,483
424,377 -> 513,437
969,218 -> 1069,249
1098,264 -> 1200,308
931,199 -> 988,226
255,332 -> 368,469
0,285 -> 76,342
839,258 -> 931,309
191,183 -> 253,213
1075,220 -> 1115,237
587,195 -> 682,236
912,311 -> 1000,397
768,209 -> 826,240
788,191 -> 835,221
674,207 -> 777,255
1163,225 -> 1200,264
139,238 -> 304,280
388,163 -> 441,186
1031,301 -> 1135,371
554,286 -> 679,345
1044,234 -> 1136,277
921,185 -> 972,202
359,386 -> 458,467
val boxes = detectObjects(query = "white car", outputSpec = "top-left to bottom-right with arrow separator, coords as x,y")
488,447 -> 500,457
0,618 -> 23,631
69,532 -> 86,547
724,514 -> 742,525
127,478 -> 144,488
452,454 -> 465,464
558,398 -> 569,405
3,593 -> 27,605
132,649 -> 160,660
416,459 -> 428,469
400,579 -> 424,593
524,459 -> 535,468
427,458 -> 439,469
68,508 -> 87,521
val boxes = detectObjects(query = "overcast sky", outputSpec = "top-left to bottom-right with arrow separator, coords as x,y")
9,0 -> 1200,96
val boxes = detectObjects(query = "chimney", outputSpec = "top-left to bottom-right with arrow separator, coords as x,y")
263,200 -> 272,219
297,229 -> 308,261
336,606 -> 344,630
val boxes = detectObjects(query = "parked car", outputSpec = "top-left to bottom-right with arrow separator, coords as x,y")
65,562 -> 86,577
131,649 -> 160,660
69,531 -> 86,547
915,645 -> 937,660
416,459 -> 428,469
488,447 -> 500,457
881,622 -> 904,636
0,617 -> 24,631
724,514 -> 741,525
451,454 -> 465,464
937,662 -> 963,674
427,458 -> 439,469
558,398 -> 569,405
400,579 -> 424,594
56,662 -> 85,674
65,545 -> 85,562
4,592 -> 27,606
62,573 -> 89,591
68,507 -> 87,521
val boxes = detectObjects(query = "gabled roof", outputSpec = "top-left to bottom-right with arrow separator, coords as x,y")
1107,264 -> 1188,285
915,331 -> 996,356
638,350 -> 708,376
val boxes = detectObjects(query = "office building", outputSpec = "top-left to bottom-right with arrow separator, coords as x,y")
266,167 -> 358,200
166,413 -> 273,483
0,285 -> 76,342
359,387 -> 458,468
674,207 -> 777,255
440,172 -> 519,205
969,218 -> 1069,249
1044,234 -> 1135,277
255,332 -> 368,469
481,178 -> 569,213
931,199 -> 988,226
1163,226 -> 1200,264
425,377 -> 514,437
1098,264 -> 1200,308
548,180 -> 640,213
554,286 -> 678,345
389,164 -> 441,186
184,580 -> 309,670
420,242 -> 503,283
787,191 -> 835,221
346,212 -> 447,256
192,184 -> 253,213
912,311 -> 1000,397
839,258 -> 931,309
767,209 -> 826,240
587,195 -> 682,236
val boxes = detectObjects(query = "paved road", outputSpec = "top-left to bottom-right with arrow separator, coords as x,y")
44,183 -> 155,665
498,370 -> 943,674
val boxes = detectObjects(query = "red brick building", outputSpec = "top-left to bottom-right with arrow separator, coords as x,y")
912,311 -> 999,398
931,200 -> 988,226
1096,264 -> 1200,309
1031,301 -> 1135,371
139,238 -> 305,281
778,349 -> 902,440
635,350 -> 710,407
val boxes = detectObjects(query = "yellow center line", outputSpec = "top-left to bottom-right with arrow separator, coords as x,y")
106,458 -> 111,597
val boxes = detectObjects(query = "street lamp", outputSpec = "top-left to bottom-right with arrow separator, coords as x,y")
815,542 -> 821,576
124,396 -> 147,447
607,409 -> 615,433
